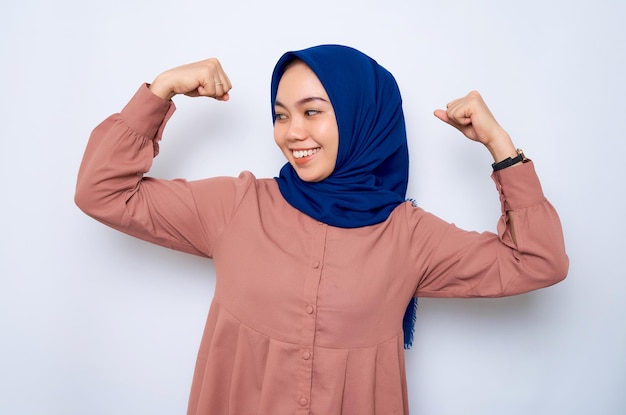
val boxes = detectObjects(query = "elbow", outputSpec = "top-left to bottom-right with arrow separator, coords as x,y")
550,251 -> 570,285
507,250 -> 569,296
527,226 -> 570,288
74,179 -> 107,221
74,180 -> 94,217
75,178 -> 132,229
532,249 -> 569,289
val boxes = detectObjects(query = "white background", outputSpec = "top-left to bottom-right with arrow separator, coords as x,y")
1,0 -> 624,414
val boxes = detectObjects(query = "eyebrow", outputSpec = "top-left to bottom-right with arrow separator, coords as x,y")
274,96 -> 330,108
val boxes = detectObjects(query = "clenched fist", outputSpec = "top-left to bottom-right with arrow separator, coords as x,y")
434,91 -> 518,163
149,58 -> 232,101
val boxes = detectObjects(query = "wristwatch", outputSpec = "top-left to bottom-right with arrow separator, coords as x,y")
492,149 -> 528,171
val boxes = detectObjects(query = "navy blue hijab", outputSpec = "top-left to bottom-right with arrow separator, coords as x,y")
270,45 -> 418,348
271,44 -> 409,228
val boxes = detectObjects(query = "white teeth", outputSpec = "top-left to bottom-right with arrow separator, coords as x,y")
293,148 -> 320,159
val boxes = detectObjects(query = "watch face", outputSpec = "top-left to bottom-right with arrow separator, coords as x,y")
517,149 -> 528,162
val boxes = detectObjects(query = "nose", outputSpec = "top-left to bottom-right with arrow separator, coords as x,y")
286,117 -> 307,141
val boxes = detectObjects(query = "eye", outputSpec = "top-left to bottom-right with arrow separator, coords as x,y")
304,109 -> 320,116
274,112 -> 287,121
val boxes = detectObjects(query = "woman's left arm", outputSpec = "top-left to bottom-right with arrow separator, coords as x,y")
412,92 -> 569,297
414,161 -> 568,298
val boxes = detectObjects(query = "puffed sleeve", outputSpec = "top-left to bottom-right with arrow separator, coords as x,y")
412,161 -> 569,298
75,84 -> 251,258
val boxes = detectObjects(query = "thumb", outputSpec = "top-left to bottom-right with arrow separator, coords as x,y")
433,109 -> 450,124
215,92 -> 230,102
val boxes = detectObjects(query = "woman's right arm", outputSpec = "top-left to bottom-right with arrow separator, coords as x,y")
75,59 -> 235,257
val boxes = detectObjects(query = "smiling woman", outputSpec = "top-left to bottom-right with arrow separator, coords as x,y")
273,61 -> 339,183
271,46 -> 410,229
75,44 -> 568,414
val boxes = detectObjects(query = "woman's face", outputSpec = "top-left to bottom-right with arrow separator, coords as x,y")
274,61 -> 339,182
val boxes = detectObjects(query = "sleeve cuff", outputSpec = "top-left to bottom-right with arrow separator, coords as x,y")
120,84 -> 176,155
491,161 -> 546,210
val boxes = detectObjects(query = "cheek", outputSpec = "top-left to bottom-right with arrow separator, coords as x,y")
273,126 -> 283,146
273,126 -> 289,154
321,124 -> 339,155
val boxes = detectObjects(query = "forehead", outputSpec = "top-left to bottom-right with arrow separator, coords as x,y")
275,61 -> 329,101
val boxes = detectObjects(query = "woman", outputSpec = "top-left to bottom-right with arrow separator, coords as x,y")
75,44 -> 568,414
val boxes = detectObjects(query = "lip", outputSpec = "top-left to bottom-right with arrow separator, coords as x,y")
293,151 -> 316,165
291,147 -> 320,166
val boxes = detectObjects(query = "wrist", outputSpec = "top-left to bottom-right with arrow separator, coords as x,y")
149,75 -> 176,101
484,131 -> 517,163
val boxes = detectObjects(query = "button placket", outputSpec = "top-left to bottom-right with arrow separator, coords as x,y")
296,222 -> 327,412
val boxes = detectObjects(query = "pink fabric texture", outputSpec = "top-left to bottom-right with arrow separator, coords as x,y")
75,85 -> 568,415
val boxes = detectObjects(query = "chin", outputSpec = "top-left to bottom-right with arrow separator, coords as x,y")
296,175 -> 321,183
288,160 -> 332,183
295,171 -> 326,183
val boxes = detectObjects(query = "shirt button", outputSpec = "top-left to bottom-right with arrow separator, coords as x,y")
313,261 -> 320,269
302,351 -> 312,360
305,305 -> 314,314
299,397 -> 308,406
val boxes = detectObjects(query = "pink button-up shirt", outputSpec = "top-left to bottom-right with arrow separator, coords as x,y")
76,85 -> 568,415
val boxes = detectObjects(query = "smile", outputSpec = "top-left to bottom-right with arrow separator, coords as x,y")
292,148 -> 320,159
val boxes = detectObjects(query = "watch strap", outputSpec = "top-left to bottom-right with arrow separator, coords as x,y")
492,149 -> 527,171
